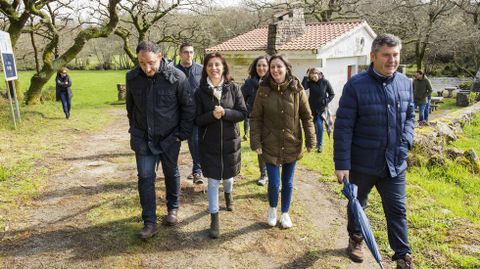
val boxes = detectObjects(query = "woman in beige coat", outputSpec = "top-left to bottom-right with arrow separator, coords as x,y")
250,55 -> 316,228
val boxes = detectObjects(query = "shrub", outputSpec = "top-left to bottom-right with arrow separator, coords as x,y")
459,81 -> 473,91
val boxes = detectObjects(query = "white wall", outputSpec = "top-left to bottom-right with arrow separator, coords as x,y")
321,56 -> 369,113
290,58 -> 322,81
317,25 -> 375,113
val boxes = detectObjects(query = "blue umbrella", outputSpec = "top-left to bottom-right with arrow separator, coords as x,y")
342,178 -> 384,269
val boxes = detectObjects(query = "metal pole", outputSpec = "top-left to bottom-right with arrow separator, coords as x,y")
5,80 -> 17,129
9,80 -> 21,122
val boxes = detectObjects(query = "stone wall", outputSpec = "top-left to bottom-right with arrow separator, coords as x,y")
411,102 -> 480,172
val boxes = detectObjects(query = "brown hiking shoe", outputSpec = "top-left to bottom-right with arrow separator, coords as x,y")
396,253 -> 414,269
138,223 -> 158,239
347,234 -> 364,263
165,209 -> 178,226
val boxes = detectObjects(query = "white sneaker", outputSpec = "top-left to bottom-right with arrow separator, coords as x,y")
280,213 -> 292,228
267,207 -> 277,227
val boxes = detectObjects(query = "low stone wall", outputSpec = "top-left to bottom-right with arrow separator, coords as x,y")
411,102 -> 480,172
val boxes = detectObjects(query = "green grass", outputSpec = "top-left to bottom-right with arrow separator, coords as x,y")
0,70 -> 126,231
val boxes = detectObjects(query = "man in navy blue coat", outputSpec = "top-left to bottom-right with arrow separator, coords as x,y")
334,34 -> 415,269
175,42 -> 204,184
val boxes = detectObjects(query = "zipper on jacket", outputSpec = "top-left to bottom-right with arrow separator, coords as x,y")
220,118 -> 224,179
202,127 -> 208,140
218,94 -> 224,179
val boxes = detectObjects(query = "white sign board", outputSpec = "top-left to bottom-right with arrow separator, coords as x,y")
0,31 -> 17,81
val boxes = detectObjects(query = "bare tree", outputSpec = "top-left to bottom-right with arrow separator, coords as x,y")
361,0 -> 455,70
113,0 -> 211,64
242,0 -> 361,22
454,0 -> 480,25
24,0 -> 121,104
0,0 -> 57,47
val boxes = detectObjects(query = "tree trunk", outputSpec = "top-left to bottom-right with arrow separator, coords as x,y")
25,71 -> 52,105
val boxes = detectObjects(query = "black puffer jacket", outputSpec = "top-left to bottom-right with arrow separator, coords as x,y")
194,80 -> 248,180
126,59 -> 195,155
306,78 -> 335,116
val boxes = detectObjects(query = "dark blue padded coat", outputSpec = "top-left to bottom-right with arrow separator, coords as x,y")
333,65 -> 415,177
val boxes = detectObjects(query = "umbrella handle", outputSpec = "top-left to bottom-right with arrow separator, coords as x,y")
342,177 -> 349,184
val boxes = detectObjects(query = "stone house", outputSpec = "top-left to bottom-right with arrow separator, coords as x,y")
205,8 -> 376,113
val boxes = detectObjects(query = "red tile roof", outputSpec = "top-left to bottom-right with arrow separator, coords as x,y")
206,20 -> 365,52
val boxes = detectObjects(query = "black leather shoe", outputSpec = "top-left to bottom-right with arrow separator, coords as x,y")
138,223 -> 158,239
165,209 -> 178,226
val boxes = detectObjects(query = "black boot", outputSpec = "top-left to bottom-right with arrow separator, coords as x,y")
209,213 -> 219,239
224,192 -> 234,211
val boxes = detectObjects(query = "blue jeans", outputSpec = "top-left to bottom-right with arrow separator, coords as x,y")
347,170 -> 411,260
135,145 -> 180,224
266,161 -> 296,213
424,98 -> 431,122
59,91 -> 71,118
414,102 -> 427,122
188,126 -> 201,174
314,114 -> 324,149
208,178 -> 233,214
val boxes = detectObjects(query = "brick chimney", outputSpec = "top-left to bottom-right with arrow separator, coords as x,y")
267,7 -> 306,55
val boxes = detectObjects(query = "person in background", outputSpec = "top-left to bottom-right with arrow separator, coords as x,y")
56,68 -> 73,119
334,33 -> 415,268
301,68 -> 312,93
175,42 -> 204,184
250,55 -> 316,229
241,55 -> 269,186
413,69 -> 432,124
194,52 -> 247,238
304,67 -> 335,153
126,41 -> 195,239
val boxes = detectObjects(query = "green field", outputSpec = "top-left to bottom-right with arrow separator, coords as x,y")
1,70 -> 480,268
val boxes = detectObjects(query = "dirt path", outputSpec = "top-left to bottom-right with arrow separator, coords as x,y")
0,109 -> 385,268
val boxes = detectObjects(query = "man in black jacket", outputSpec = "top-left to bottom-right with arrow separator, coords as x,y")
126,41 -> 195,239
175,42 -> 204,184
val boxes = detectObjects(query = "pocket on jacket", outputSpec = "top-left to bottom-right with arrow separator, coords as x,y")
157,90 -> 176,106
285,130 -> 301,145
